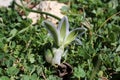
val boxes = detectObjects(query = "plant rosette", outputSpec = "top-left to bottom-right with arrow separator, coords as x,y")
43,16 -> 86,66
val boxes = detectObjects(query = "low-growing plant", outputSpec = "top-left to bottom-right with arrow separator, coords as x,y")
43,16 -> 86,65
0,0 -> 120,80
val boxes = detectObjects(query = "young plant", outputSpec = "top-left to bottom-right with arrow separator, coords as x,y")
43,16 -> 85,66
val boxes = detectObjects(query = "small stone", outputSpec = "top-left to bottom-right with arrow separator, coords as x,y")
28,1 -> 67,24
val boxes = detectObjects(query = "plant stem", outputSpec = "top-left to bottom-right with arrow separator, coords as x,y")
97,11 -> 120,33
7,25 -> 33,42
52,47 -> 64,65
14,1 -> 61,20
90,58 -> 101,80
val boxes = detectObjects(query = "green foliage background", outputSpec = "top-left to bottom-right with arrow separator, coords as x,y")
0,0 -> 120,80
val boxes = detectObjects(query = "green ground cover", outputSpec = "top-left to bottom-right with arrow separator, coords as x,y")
0,0 -> 120,80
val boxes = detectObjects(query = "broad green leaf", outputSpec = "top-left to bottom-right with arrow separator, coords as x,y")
45,49 -> 53,63
31,73 -> 38,80
64,28 -> 85,46
65,31 -> 77,46
58,16 -> 69,43
43,21 -> 59,45
6,66 -> 19,76
9,28 -> 17,36
98,71 -> 103,77
21,75 -> 30,80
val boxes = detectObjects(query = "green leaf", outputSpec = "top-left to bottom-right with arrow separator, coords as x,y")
64,28 -> 85,46
58,16 -> 69,44
0,41 -> 4,49
43,20 -> 59,46
47,75 -> 60,80
116,67 -> 120,71
7,29 -> 18,41
61,6 -> 69,13
5,58 -> 13,67
0,68 -> 2,75
21,75 -> 30,80
9,28 -> 17,37
74,66 -> 86,78
98,71 -> 103,77
116,45 -> 120,52
6,66 -> 19,76
28,54 -> 35,63
0,76 -> 10,80
31,73 -> 38,80
0,34 -> 4,48
45,49 -> 53,63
